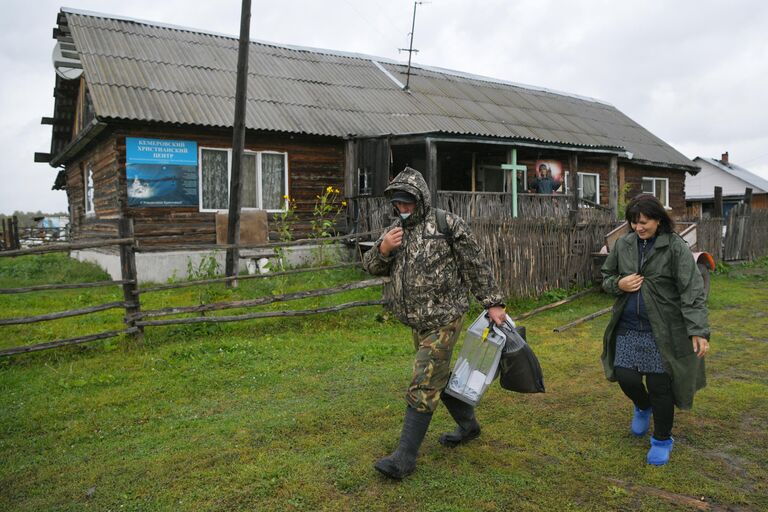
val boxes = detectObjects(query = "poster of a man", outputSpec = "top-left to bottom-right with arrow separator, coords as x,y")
530,160 -> 564,194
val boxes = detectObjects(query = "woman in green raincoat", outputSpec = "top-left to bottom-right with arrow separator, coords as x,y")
601,194 -> 710,465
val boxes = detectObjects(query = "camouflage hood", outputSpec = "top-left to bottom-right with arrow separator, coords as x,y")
362,168 -> 504,330
384,167 -> 431,225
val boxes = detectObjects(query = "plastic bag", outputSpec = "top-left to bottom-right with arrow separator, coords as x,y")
497,320 -> 545,393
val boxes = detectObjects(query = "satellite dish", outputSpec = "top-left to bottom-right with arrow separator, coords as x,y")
52,40 -> 83,80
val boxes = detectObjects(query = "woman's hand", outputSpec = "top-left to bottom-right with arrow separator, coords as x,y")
692,336 -> 710,358
618,273 -> 644,293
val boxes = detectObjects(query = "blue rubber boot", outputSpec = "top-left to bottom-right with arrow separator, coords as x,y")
631,406 -> 652,436
647,436 -> 674,465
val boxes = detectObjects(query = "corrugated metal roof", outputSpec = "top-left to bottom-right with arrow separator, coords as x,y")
694,157 -> 768,193
60,8 -> 696,168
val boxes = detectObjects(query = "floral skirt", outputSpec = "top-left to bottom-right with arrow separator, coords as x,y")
614,329 -> 666,374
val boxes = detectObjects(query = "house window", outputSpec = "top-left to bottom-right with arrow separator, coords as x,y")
259,152 -> 288,210
578,173 -> 600,205
199,148 -> 288,212
563,171 -> 600,204
642,177 -> 669,208
199,148 -> 231,211
358,167 -> 373,196
84,165 -> 95,216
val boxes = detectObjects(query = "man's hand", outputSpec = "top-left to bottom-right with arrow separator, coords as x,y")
379,227 -> 403,257
618,273 -> 644,293
487,305 -> 506,326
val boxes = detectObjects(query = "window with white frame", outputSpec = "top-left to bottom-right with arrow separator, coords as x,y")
579,172 -> 600,204
84,164 -> 95,215
199,148 -> 231,211
199,148 -> 288,212
563,171 -> 600,204
642,177 -> 669,208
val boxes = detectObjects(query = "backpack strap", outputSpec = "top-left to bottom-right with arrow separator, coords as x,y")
434,208 -> 452,239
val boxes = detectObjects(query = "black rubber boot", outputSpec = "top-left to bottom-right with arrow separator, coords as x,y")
439,392 -> 481,447
374,407 -> 433,480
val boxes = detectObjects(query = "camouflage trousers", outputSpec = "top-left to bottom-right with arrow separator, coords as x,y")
406,315 -> 465,413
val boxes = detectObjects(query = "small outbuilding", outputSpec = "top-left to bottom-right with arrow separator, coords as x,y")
686,152 -> 768,219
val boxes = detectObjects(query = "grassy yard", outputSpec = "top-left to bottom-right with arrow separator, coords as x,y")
0,255 -> 766,511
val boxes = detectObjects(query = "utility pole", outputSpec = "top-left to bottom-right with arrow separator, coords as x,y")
399,1 -> 428,90
225,0 -> 252,288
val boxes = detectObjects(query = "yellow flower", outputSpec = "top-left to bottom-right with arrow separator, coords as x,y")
326,186 -> 333,193
283,195 -> 289,200
334,188 -> 340,194
342,201 -> 347,207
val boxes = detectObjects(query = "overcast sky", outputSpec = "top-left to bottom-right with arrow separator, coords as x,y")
1,0 -> 767,214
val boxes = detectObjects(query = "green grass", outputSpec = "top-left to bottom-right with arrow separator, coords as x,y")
0,255 -> 766,511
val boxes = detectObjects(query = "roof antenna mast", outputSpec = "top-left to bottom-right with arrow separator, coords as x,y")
399,1 -> 428,91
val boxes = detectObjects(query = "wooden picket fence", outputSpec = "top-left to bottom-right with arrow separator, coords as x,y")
472,217 -> 618,298
352,191 -> 613,234
723,204 -> 768,261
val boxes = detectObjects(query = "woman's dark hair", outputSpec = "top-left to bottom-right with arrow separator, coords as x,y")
625,194 -> 675,234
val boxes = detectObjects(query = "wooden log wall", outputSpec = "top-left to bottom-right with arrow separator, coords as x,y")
752,194 -> 768,210
621,163 -> 688,215
63,126 -> 347,246
65,137 -> 121,241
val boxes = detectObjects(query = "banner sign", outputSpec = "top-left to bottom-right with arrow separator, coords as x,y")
126,138 -> 198,207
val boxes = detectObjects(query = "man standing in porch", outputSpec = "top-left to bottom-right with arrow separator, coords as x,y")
531,163 -> 561,194
362,167 -> 506,480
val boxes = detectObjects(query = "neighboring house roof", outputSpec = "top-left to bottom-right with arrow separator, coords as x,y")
687,157 -> 768,200
54,8 -> 696,169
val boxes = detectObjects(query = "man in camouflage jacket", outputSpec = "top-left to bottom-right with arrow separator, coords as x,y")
363,167 -> 506,479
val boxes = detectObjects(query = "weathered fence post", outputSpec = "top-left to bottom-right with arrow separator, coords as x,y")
118,217 -> 143,339
568,154 -> 579,225
608,155 -> 618,221
10,216 -> 20,250
714,186 -> 723,218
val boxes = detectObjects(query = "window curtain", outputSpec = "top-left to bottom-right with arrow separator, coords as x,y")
261,153 -> 285,210
241,153 -> 259,208
656,179 -> 667,206
201,149 -> 229,210
581,175 -> 597,203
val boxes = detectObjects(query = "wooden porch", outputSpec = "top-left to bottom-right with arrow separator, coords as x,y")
350,191 -> 613,235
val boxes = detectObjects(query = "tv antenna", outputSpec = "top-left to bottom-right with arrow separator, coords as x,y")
398,1 -> 429,90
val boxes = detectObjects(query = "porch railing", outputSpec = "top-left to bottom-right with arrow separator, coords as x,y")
350,192 -> 614,237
